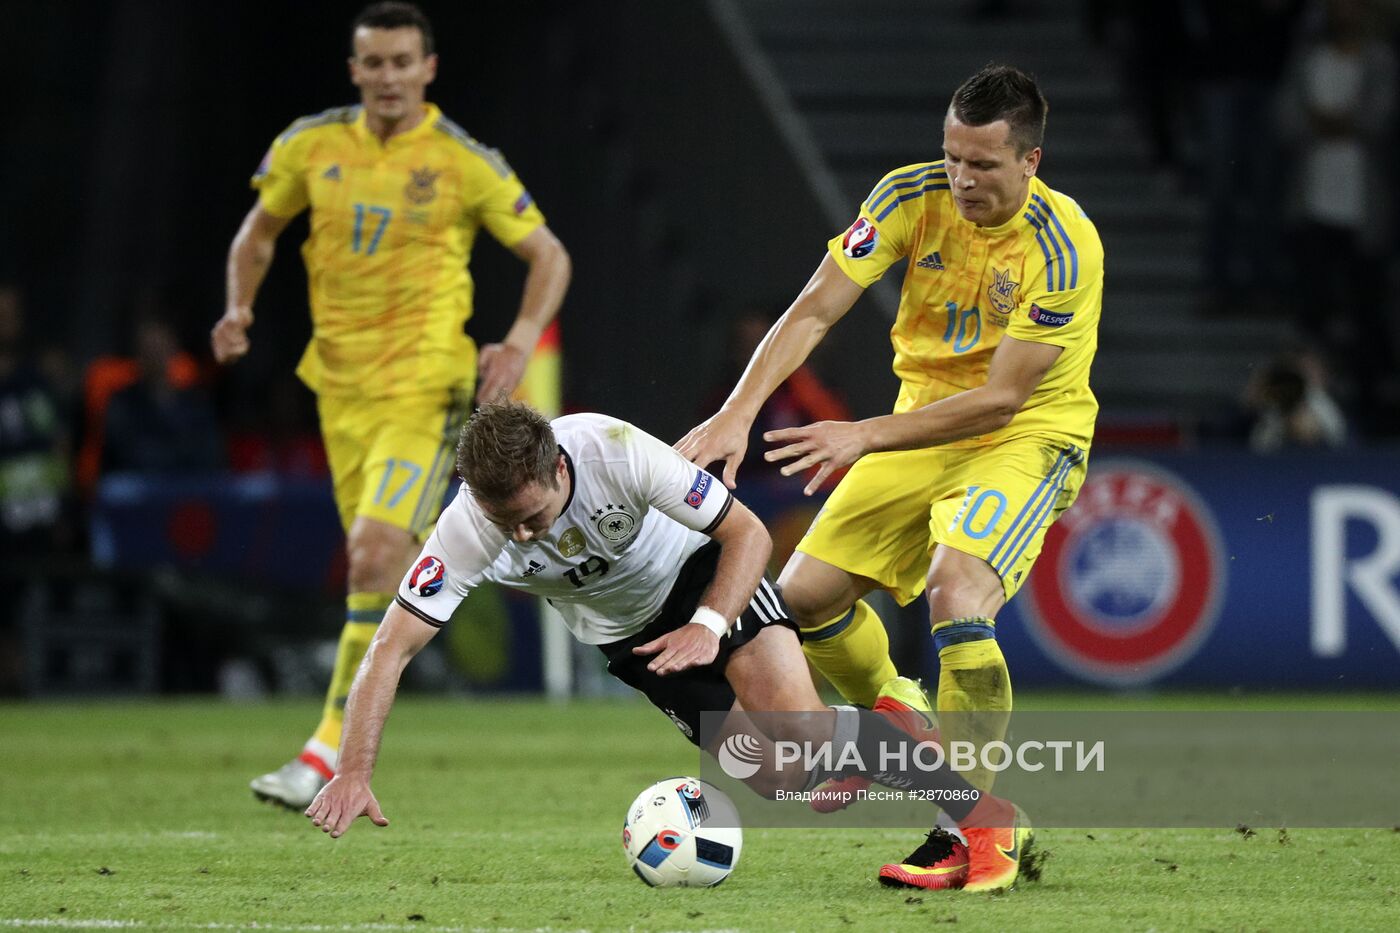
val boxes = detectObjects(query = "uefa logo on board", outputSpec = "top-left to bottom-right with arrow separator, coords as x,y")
1021,461 -> 1226,686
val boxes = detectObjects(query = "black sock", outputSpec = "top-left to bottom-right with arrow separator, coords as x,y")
837,707 -> 980,823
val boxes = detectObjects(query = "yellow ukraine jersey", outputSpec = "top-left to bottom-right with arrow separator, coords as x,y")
252,103 -> 546,399
828,164 -> 1103,449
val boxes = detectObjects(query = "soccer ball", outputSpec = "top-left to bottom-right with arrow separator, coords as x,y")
621,777 -> 742,887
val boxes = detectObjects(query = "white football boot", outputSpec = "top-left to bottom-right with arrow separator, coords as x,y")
250,758 -> 329,810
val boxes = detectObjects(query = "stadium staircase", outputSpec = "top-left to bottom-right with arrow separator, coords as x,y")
714,0 -> 1292,433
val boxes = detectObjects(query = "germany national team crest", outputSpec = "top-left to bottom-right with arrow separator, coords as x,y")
592,505 -> 636,542
987,268 -> 1020,316
405,167 -> 439,204
1020,461 -> 1225,686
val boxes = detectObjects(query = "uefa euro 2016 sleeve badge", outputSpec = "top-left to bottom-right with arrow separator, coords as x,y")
841,218 -> 879,259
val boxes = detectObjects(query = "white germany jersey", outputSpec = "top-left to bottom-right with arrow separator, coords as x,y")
395,413 -> 734,644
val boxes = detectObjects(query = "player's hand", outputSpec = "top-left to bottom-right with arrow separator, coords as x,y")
675,408 -> 753,490
211,307 -> 253,364
764,421 -> 869,496
476,342 -> 527,404
305,774 -> 389,838
632,623 -> 721,676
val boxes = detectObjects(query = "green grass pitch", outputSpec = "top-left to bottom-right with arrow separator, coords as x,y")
2,694 -> 1398,932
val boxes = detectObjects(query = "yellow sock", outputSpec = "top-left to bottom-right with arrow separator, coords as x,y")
310,592 -> 394,753
933,617 -> 1011,790
800,600 -> 898,707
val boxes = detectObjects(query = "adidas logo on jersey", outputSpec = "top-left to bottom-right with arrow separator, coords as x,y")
522,560 -> 545,578
322,164 -> 341,181
916,251 -> 944,270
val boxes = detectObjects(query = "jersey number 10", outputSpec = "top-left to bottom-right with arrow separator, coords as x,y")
943,301 -> 982,353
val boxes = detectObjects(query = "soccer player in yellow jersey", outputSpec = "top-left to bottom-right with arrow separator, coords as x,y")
680,65 -> 1101,892
210,2 -> 571,809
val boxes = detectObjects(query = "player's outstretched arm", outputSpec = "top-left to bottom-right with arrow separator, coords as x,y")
306,601 -> 439,838
676,254 -> 863,490
765,336 -> 1063,495
477,226 -> 572,403
212,203 -> 292,365
632,500 -> 772,675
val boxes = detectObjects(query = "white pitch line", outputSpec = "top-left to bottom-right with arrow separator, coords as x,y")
0,920 -> 615,933
1,918 -> 140,924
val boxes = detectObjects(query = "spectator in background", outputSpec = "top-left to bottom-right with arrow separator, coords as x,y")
1244,350 -> 1349,452
1277,0 -> 1398,436
102,318 -> 223,474
0,284 -> 72,557
76,315 -> 203,496
225,377 -> 327,478
701,309 -> 851,488
1184,0 -> 1302,314
1088,0 -> 1192,183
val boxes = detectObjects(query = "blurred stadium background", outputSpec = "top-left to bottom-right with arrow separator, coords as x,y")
3,0 -> 1399,704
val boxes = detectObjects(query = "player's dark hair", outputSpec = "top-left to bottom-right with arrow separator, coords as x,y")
457,401 -> 559,502
950,64 -> 1048,156
352,2 -> 435,57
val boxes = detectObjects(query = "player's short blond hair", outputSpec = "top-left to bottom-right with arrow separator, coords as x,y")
456,401 -> 559,502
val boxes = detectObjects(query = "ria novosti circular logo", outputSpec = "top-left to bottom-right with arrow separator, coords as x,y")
1021,461 -> 1226,686
717,733 -> 763,780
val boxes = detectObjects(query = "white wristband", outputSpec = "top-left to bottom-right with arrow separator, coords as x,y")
689,606 -> 730,637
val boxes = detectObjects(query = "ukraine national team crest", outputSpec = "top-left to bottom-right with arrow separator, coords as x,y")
1020,462 -> 1226,686
409,555 -> 446,597
405,167 -> 439,205
841,218 -> 879,259
987,268 -> 1020,316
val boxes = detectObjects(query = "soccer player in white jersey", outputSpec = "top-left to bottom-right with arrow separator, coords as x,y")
306,402 -> 1030,892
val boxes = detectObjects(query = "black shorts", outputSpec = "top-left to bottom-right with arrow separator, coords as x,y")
598,541 -> 800,747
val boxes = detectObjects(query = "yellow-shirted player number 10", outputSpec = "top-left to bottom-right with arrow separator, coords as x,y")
351,202 -> 393,255
943,301 -> 982,353
957,486 -> 1008,540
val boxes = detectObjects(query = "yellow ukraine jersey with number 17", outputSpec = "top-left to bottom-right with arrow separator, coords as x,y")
828,163 -> 1103,449
252,103 -> 546,399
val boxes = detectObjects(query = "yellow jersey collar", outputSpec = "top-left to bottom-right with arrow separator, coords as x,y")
353,102 -> 442,146
976,179 -> 1041,237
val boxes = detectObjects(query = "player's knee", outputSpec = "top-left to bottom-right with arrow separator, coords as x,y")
925,549 -> 1005,620
925,574 -> 1002,622
777,570 -> 849,630
346,525 -> 415,592
924,580 -> 966,623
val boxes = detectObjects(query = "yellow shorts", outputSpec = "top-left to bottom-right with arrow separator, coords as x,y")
317,389 -> 469,537
796,435 -> 1087,604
